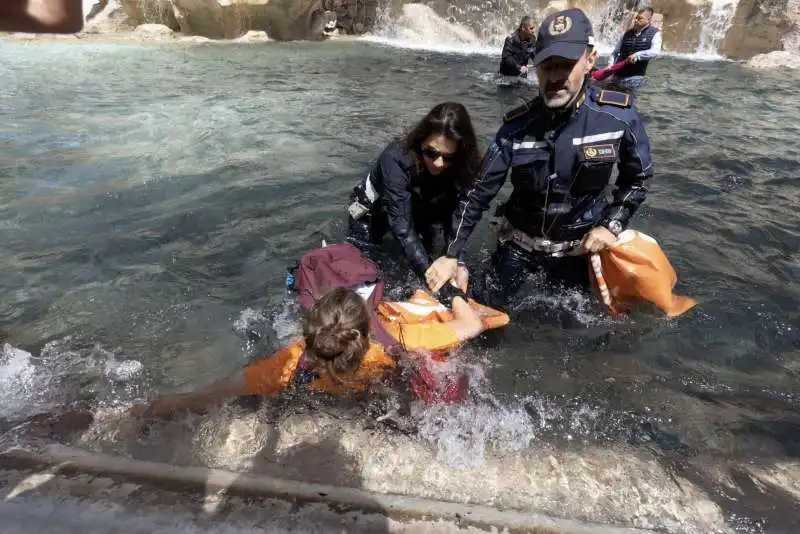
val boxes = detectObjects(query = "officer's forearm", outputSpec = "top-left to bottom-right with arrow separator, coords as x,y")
447,177 -> 507,258
446,194 -> 491,259
601,181 -> 649,228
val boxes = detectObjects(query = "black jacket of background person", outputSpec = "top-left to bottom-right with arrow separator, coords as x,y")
499,31 -> 536,76
347,140 -> 465,278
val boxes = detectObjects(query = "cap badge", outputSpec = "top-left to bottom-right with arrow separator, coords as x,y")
548,15 -> 572,35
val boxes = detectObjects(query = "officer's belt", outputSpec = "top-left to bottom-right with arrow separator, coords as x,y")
492,217 -> 582,255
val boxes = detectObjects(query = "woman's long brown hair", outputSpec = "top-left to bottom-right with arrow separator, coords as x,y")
402,102 -> 482,192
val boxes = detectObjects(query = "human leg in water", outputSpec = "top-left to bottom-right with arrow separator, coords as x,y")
538,253 -> 592,290
471,243 -> 592,308
469,241 -> 532,310
345,208 -> 389,264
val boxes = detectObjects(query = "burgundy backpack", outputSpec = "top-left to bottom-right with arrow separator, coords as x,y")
288,242 -> 396,347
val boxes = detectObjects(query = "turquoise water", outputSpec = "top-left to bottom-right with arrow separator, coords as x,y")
0,40 -> 798,533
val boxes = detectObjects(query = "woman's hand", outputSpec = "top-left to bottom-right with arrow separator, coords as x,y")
425,256 -> 458,292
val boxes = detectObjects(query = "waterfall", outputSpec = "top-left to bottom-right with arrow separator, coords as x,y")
696,0 -> 741,56
369,0 -> 530,49
368,0 -> 627,53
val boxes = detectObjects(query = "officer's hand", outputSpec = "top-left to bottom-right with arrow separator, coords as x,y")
519,65 -> 528,75
581,227 -> 618,253
627,55 -> 638,64
425,257 -> 458,293
454,264 -> 469,293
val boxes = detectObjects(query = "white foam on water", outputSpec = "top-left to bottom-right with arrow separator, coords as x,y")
515,284 -> 612,328
0,344 -> 40,418
415,398 -> 537,469
104,359 -> 143,382
271,300 -> 302,344
662,50 -> 734,62
0,339 -> 145,420
407,353 -> 535,469
359,34 -> 500,56
232,307 -> 267,334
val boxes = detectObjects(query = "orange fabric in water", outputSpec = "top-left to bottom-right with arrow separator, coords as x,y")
243,290 -> 511,396
377,290 -> 510,351
243,342 -> 303,396
243,340 -> 394,397
589,229 -> 697,317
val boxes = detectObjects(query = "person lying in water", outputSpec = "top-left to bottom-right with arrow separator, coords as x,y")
130,286 -> 509,419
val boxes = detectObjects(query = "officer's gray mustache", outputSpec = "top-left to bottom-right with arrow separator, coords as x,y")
544,83 -> 566,93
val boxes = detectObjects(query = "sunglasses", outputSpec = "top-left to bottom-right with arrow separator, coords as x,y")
421,147 -> 456,163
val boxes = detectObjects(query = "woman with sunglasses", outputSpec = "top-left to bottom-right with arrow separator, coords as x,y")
346,102 -> 481,293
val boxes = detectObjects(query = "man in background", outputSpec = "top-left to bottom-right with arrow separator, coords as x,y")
498,15 -> 537,81
610,7 -> 662,87
1,0 -> 84,34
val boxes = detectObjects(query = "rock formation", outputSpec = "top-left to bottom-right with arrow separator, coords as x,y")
82,1 -> 139,33
74,0 -> 800,64
132,23 -> 177,40
82,0 -> 371,40
746,49 -> 800,67
721,0 -> 800,58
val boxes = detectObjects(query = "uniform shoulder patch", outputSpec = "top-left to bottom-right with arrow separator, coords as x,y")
503,100 -> 535,123
596,89 -> 631,108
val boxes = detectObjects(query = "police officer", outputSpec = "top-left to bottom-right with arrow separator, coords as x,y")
425,8 -> 653,308
499,15 -> 537,78
610,7 -> 662,87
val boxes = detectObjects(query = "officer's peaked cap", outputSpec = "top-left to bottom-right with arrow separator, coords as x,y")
533,8 -> 595,66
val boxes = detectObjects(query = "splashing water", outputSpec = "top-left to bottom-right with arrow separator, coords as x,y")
367,0 -> 625,55
415,398 -> 537,469
0,340 -> 144,421
365,3 -> 498,54
0,344 -> 40,419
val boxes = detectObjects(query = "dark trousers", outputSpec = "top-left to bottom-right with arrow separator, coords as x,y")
345,209 -> 451,260
471,241 -> 591,310
345,212 -> 454,292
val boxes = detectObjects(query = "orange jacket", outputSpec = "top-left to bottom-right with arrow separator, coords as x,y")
244,290 -> 510,397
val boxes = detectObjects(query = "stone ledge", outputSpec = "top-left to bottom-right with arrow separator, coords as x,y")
0,444 -> 653,534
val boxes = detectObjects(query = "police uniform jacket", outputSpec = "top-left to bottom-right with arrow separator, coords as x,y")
445,84 -> 653,259
351,140 -> 463,276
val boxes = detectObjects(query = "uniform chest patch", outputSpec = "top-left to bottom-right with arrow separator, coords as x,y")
583,144 -> 616,161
